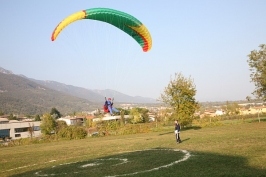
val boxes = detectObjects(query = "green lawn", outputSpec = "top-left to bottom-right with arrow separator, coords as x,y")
0,121 -> 265,177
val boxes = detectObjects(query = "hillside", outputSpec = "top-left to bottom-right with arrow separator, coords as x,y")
0,72 -> 99,115
31,79 -> 103,102
30,79 -> 157,103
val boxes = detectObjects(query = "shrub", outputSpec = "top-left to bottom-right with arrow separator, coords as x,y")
57,126 -> 87,140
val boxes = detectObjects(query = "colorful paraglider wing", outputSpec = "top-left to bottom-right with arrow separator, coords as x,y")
51,8 -> 152,52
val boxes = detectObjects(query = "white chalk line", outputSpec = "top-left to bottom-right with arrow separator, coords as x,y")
106,149 -> 191,177
34,149 -> 191,177
3,160 -> 57,172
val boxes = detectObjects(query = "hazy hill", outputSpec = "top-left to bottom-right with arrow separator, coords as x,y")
30,79 -> 157,103
92,89 -> 157,103
31,79 -> 104,103
0,71 -> 99,115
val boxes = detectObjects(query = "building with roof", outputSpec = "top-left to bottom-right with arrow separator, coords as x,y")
0,119 -> 41,140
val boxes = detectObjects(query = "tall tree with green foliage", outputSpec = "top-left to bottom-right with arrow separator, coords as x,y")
247,44 -> 266,100
7,113 -> 17,120
120,110 -> 125,126
129,108 -> 149,123
160,72 -> 199,127
221,101 -> 240,115
34,114 -> 41,121
139,108 -> 149,123
55,120 -> 68,133
40,113 -> 56,135
129,108 -> 142,123
50,107 -> 62,119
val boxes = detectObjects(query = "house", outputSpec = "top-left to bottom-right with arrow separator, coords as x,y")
0,118 -> 9,124
215,110 -> 224,116
239,106 -> 266,115
0,120 -> 41,140
58,116 -> 79,126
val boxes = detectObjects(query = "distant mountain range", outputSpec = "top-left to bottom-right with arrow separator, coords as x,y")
0,67 -> 157,115
31,79 -> 156,103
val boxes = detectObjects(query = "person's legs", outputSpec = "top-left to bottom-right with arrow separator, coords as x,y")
108,106 -> 113,115
177,133 -> 181,143
175,130 -> 179,143
112,107 -> 119,113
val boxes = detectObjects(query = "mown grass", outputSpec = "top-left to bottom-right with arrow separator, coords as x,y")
0,121 -> 265,177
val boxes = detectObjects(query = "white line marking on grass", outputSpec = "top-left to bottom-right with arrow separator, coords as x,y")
81,162 -> 101,167
4,160 -> 57,172
33,149 -> 190,177
106,149 -> 191,177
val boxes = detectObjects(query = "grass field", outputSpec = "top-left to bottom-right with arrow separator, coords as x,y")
0,121 -> 265,177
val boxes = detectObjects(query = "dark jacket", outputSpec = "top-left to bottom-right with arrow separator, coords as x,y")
175,123 -> 180,132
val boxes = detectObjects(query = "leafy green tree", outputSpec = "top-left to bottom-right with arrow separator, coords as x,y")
123,109 -> 130,115
129,108 -> 149,123
159,72 -> 199,127
139,108 -> 149,123
157,107 -> 172,122
55,120 -> 68,133
34,114 -> 41,121
120,110 -> 125,126
7,113 -> 17,120
50,107 -> 62,119
57,126 -> 87,140
40,113 -> 56,135
247,44 -> 266,100
129,108 -> 141,123
85,118 -> 93,127
221,102 -> 240,115
0,111 -> 3,116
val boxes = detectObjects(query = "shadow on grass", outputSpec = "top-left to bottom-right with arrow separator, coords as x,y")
180,138 -> 190,143
182,126 -> 202,131
158,131 -> 173,135
9,148 -> 266,177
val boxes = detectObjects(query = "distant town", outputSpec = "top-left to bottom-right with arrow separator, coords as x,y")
1,101 -> 265,142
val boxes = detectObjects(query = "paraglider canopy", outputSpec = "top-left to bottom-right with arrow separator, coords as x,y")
51,8 -> 152,52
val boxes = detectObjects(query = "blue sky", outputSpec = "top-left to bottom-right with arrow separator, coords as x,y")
1,1 -> 266,102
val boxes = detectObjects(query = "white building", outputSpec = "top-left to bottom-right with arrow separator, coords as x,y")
58,116 -> 85,125
58,116 -> 78,125
0,119 -> 41,140
215,110 -> 224,116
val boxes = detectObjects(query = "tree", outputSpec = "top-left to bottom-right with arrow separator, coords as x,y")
50,107 -> 62,119
221,101 -> 240,115
55,120 -> 68,133
160,72 -> 199,127
139,108 -> 149,123
34,114 -> 41,121
28,123 -> 35,139
7,113 -> 17,120
129,108 -> 142,123
40,113 -> 56,135
120,110 -> 125,126
247,44 -> 266,100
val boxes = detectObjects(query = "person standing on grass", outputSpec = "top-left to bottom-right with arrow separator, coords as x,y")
175,120 -> 181,143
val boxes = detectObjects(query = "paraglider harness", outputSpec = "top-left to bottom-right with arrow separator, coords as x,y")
103,97 -> 113,113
